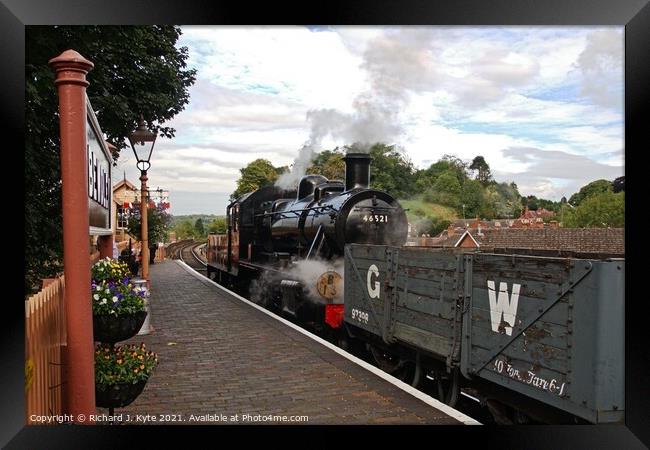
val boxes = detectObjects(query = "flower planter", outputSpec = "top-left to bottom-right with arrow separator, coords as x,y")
95,379 -> 148,408
93,311 -> 148,343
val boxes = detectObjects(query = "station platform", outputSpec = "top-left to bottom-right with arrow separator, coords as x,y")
103,260 -> 479,425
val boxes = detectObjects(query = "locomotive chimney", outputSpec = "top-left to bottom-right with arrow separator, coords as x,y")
343,152 -> 371,191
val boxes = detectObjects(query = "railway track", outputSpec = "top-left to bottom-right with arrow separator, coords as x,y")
170,240 -> 207,275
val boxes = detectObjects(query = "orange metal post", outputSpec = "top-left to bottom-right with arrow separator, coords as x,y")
140,171 -> 149,282
49,50 -> 96,422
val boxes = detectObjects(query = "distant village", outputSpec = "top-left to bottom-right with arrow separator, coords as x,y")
407,206 -> 624,256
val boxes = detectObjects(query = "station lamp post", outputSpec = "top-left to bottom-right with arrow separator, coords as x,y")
128,116 -> 157,283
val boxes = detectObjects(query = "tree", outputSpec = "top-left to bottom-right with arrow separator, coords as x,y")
366,143 -> 417,198
423,170 -> 462,208
460,179 -> 485,218
307,149 -> 345,180
127,204 -> 173,244
173,220 -> 197,240
568,179 -> 613,207
25,26 -> 196,295
563,191 -> 624,228
208,217 -> 227,234
433,171 -> 462,195
415,155 -> 468,191
232,159 -> 283,199
469,155 -> 493,185
194,218 -> 205,238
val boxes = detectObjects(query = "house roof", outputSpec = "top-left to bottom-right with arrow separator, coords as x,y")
475,228 -> 624,256
454,230 -> 480,247
113,178 -> 138,192
520,207 -> 555,219
450,218 -> 515,229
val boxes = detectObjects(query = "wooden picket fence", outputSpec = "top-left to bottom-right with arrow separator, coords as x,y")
25,276 -> 67,423
154,243 -> 166,262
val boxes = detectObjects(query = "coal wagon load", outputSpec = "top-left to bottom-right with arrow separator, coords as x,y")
343,244 -> 624,424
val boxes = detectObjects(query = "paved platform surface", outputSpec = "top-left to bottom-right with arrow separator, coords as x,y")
99,260 -> 475,425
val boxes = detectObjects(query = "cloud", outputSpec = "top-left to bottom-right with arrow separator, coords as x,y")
498,146 -> 623,199
576,29 -> 623,110
173,80 -> 307,131
129,26 -> 626,214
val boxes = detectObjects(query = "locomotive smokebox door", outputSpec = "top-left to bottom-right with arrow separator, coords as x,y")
317,271 -> 343,302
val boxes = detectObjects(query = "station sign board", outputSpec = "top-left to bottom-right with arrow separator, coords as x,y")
86,97 -> 113,235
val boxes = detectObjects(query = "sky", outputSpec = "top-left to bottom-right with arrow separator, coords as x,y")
114,26 -> 624,216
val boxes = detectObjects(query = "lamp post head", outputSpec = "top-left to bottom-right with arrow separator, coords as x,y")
128,116 -> 157,172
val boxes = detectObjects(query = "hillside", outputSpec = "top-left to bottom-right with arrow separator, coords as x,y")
399,197 -> 458,222
170,214 -> 224,227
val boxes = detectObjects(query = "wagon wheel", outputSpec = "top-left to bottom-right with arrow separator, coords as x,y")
368,345 -> 412,381
368,344 -> 405,373
428,369 -> 460,407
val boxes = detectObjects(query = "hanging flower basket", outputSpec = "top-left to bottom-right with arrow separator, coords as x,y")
90,263 -> 150,343
94,343 -> 158,408
93,311 -> 147,343
95,379 -> 147,408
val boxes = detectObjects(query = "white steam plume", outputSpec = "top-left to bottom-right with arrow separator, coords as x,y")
276,29 -> 436,189
289,258 -> 345,303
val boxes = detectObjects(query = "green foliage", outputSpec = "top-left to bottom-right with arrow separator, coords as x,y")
469,155 -> 493,185
521,195 -> 561,213
563,191 -> 624,228
170,214 -> 219,228
412,217 -> 452,237
415,155 -> 468,192
25,25 -> 196,296
208,217 -> 227,234
423,170 -> 463,208
307,149 -> 345,180
173,220 -> 198,240
95,343 -> 158,387
232,158 -> 282,199
400,196 -> 456,237
434,171 -> 462,195
399,197 -> 458,223
568,179 -> 613,206
194,218 -> 205,237
367,143 -> 417,198
127,204 -> 173,244
460,179 -> 485,218
484,183 -> 521,219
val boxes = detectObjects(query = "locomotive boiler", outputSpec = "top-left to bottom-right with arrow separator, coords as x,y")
207,152 -> 408,334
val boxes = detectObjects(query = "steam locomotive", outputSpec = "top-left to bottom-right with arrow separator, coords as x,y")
206,153 -> 409,335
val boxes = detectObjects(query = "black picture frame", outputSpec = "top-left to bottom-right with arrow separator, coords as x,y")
8,0 -> 648,447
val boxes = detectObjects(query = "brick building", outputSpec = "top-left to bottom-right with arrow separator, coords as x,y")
112,178 -> 140,242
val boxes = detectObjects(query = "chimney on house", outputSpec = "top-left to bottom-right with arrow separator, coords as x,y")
447,224 -> 455,237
